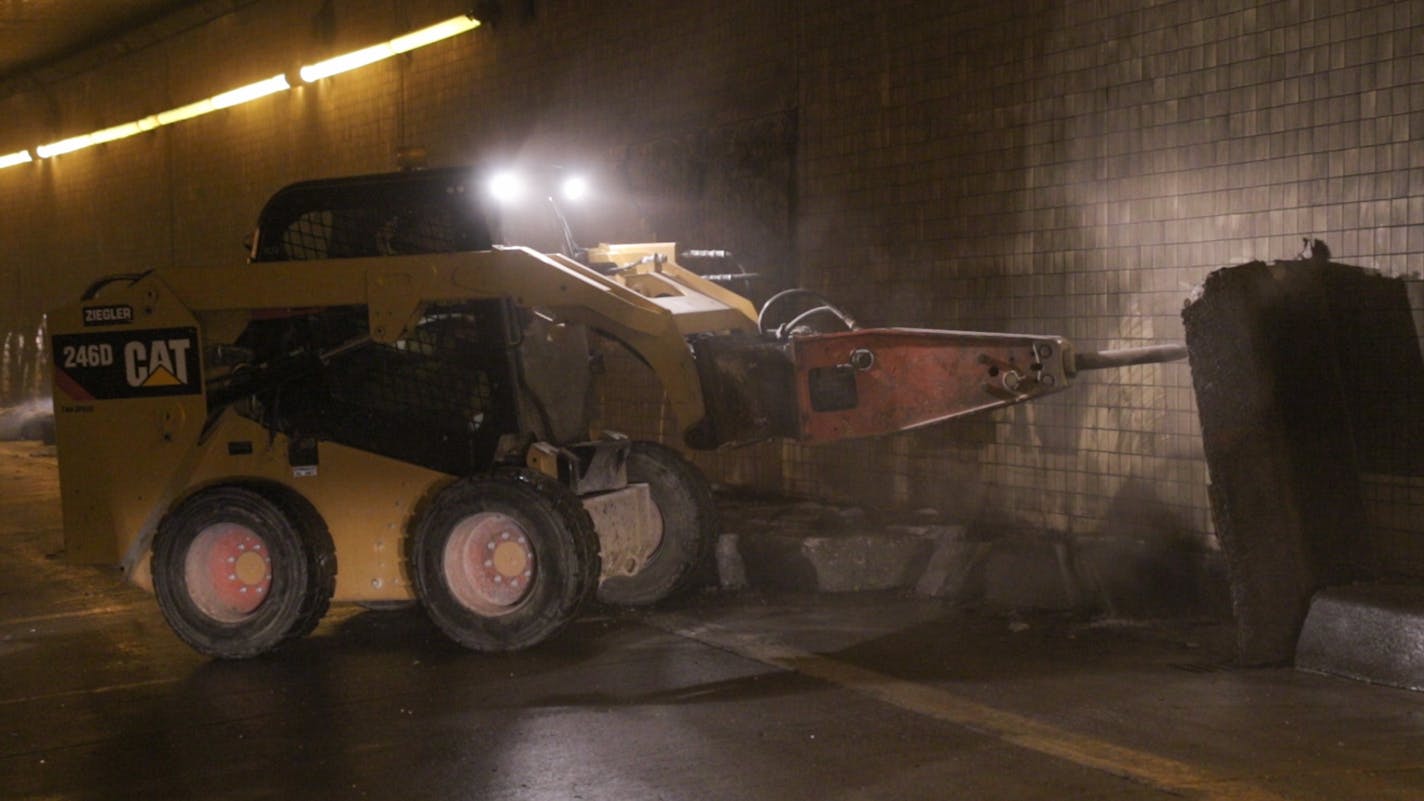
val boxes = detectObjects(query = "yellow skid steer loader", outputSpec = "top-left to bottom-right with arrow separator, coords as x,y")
49,167 -> 1182,657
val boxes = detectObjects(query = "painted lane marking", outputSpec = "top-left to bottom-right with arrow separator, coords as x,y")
0,678 -> 179,707
650,614 -> 1292,801
0,603 -> 151,628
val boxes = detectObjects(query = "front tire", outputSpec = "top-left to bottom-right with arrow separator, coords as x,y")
411,470 -> 600,652
596,442 -> 718,607
152,486 -> 336,659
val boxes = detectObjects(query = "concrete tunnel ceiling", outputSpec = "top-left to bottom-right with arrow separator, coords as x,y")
0,0 -> 206,79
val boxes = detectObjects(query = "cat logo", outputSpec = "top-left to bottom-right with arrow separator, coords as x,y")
52,326 -> 200,401
124,338 -> 193,388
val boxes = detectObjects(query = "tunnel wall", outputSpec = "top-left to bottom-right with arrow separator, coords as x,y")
3,0 -> 1424,605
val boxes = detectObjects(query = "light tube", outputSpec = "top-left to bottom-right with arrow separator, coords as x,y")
89,120 -> 148,145
155,99 -> 215,126
36,135 -> 95,158
0,150 -> 32,169
154,74 -> 288,127
389,15 -> 481,53
300,44 -> 393,82
211,74 -> 290,108
16,13 -> 479,164
300,14 -> 479,82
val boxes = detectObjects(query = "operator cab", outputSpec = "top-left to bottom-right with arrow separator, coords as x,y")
234,166 -> 593,476
249,167 -> 496,262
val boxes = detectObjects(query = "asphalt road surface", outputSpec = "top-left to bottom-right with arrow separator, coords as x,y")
3,442 -> 1422,801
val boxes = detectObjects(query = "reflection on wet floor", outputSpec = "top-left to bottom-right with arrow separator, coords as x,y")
2,443 -> 1423,801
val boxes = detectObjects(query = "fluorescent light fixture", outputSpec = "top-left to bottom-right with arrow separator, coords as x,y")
212,74 -> 290,109
0,149 -> 32,169
34,74 -> 287,160
89,119 -> 151,145
300,13 -> 480,82
17,13 -> 479,165
155,99 -> 215,126
300,44 -> 391,82
389,15 -> 481,53
36,134 -> 96,158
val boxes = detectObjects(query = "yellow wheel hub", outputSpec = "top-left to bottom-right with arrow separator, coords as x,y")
234,550 -> 268,585
492,540 -> 529,577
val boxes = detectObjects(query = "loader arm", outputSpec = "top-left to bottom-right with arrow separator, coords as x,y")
687,326 -> 1187,448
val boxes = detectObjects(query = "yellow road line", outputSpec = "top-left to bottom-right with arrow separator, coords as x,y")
0,602 -> 149,628
651,614 -> 1292,801
0,678 -> 179,707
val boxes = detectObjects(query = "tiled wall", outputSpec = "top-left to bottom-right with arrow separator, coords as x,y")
782,0 -> 1424,550
3,0 -> 1422,555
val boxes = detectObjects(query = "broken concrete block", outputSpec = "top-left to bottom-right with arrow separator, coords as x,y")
735,528 -> 935,593
1297,583 -> 1424,691
715,533 -> 748,590
913,525 -> 978,598
1182,258 -> 1424,664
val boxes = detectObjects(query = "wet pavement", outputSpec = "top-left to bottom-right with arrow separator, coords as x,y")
3,441 -> 1424,801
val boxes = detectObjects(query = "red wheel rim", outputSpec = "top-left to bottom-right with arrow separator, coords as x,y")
443,512 -> 536,616
184,523 -> 273,622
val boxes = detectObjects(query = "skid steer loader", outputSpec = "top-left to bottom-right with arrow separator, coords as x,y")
49,166 -> 1184,658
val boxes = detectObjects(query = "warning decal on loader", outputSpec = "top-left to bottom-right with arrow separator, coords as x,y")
52,327 -> 201,400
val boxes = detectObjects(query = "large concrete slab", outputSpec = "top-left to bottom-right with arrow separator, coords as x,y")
1297,583 -> 1424,691
1182,257 -> 1424,664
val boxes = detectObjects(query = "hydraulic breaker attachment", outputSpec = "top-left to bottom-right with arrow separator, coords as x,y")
688,330 -> 1186,448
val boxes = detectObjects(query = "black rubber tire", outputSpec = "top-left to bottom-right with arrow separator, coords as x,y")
152,486 -> 336,659
596,441 -> 718,607
410,469 -> 600,652
265,490 -> 338,642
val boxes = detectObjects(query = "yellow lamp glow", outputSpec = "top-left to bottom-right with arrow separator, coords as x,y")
300,44 -> 394,82
389,15 -> 481,53
211,74 -> 290,109
0,149 -> 33,169
300,14 -> 480,82
155,99 -> 215,126
89,120 -> 148,145
20,13 -> 480,163
36,134 -> 95,158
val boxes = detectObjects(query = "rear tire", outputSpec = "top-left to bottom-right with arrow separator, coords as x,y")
596,442 -> 718,607
411,470 -> 599,652
152,486 -> 336,659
